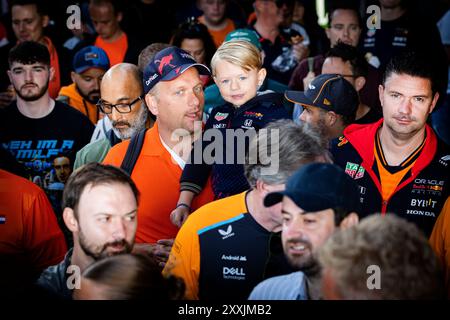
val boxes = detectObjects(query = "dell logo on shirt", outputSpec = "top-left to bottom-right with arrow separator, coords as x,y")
223,267 -> 246,276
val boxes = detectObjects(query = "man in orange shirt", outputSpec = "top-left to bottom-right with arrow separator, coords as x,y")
58,46 -> 110,125
103,47 -> 214,255
198,0 -> 235,47
430,197 -> 450,299
0,169 -> 67,297
89,0 -> 142,66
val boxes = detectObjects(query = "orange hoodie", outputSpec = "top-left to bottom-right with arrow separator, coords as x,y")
58,83 -> 98,124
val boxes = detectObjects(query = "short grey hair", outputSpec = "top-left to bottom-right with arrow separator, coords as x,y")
244,119 -> 330,188
318,215 -> 444,299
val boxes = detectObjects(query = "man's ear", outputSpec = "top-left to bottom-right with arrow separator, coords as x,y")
70,71 -> 77,83
116,12 -> 123,23
253,0 -> 262,13
378,84 -> 384,108
41,15 -> 49,28
325,27 -> 331,41
429,92 -> 440,114
354,76 -> 366,92
145,93 -> 159,116
339,212 -> 359,229
48,66 -> 55,82
255,179 -> 266,193
326,111 -> 337,126
63,208 -> 79,233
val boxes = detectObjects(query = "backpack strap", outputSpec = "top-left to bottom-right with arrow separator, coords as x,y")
120,128 -> 147,175
307,57 -> 315,72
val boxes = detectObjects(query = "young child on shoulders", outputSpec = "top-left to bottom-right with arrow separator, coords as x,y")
171,40 -> 290,227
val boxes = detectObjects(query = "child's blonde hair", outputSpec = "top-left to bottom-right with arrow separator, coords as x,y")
211,40 -> 263,76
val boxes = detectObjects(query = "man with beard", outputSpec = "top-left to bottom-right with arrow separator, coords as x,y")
58,46 -> 110,125
248,163 -> 360,300
0,0 -> 63,107
0,41 -> 93,192
36,162 -> 139,300
331,51 -> 450,237
285,73 -> 359,141
74,63 -> 149,169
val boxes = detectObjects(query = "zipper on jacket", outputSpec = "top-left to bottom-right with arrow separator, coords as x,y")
381,200 -> 388,215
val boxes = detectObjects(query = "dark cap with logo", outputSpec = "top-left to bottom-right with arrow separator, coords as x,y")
285,74 -> 359,117
143,46 -> 210,94
264,162 -> 361,213
73,46 -> 110,74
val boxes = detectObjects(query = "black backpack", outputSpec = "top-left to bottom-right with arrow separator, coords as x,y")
120,128 -> 147,175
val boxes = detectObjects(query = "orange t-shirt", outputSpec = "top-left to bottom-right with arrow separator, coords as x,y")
95,32 -> 128,66
163,191 -> 248,299
374,132 -> 424,202
198,16 -> 235,48
0,169 -> 67,273
103,122 -> 215,243
429,197 -> 450,299
58,83 -> 98,124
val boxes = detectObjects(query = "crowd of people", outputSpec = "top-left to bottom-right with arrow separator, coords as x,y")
0,0 -> 450,301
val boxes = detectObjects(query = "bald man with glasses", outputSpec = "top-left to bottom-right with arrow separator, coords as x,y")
74,63 -> 150,169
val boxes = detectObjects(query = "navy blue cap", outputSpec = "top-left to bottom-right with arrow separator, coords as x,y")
264,163 -> 361,213
285,74 -> 359,117
143,46 -> 210,94
73,46 -> 110,74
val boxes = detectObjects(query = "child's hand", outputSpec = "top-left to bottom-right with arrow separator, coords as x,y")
132,240 -> 174,269
154,239 -> 174,268
170,206 -> 190,228
303,71 -> 316,90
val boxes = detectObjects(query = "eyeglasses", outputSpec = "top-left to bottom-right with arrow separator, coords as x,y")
97,96 -> 143,114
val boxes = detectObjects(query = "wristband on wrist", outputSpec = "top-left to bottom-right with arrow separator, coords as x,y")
176,203 -> 191,211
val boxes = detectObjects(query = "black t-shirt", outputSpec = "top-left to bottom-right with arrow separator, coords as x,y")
198,210 -> 293,301
0,101 -> 93,189
361,11 -> 448,96
249,26 -> 298,85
